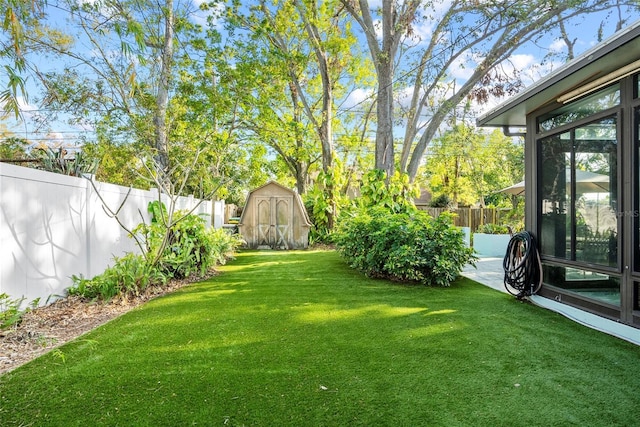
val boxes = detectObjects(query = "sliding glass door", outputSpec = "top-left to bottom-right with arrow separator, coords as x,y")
536,85 -> 621,312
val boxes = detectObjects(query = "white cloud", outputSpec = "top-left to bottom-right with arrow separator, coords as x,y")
507,54 -> 536,75
396,86 -> 415,110
341,88 -> 374,109
46,132 -> 66,144
17,97 -> 38,112
407,20 -> 434,44
549,38 -> 567,53
373,18 -> 383,39
449,52 -> 477,81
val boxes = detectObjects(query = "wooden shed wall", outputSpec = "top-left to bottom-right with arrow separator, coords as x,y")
238,182 -> 311,249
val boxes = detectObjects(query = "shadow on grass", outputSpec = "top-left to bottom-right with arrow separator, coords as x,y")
1,250 -> 640,426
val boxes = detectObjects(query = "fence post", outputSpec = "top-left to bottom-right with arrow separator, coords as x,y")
85,176 -> 92,278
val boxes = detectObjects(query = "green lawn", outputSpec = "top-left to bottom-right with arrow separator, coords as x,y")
1,250 -> 639,426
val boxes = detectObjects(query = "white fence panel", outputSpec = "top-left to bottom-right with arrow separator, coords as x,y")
0,163 -> 212,307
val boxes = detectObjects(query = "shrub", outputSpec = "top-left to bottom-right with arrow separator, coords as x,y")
150,212 -> 213,279
69,206 -> 243,300
475,223 -> 511,234
334,207 -> 476,287
207,228 -> 244,266
0,293 -> 26,330
69,253 -> 168,300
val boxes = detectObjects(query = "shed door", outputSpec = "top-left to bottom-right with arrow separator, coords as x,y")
255,196 -> 293,249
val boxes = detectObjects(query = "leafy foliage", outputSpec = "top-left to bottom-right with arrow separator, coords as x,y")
429,194 -> 452,208
475,223 -> 511,234
69,253 -> 168,300
69,207 -> 243,300
335,171 -> 476,288
0,293 -> 26,330
335,207 -> 476,286
31,146 -> 99,177
80,139 -> 150,189
0,128 -> 30,159
359,169 -> 420,213
304,164 -> 351,243
143,209 -> 244,278
425,126 -> 523,208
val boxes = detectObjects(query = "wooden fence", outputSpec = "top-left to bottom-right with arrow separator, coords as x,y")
418,207 -> 512,232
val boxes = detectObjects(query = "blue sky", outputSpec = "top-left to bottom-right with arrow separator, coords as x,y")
1,1 -> 638,150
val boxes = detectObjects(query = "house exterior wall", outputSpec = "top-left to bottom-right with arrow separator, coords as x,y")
525,74 -> 639,328
476,23 -> 640,331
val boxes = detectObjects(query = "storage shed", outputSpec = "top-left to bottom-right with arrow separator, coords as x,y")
238,181 -> 312,249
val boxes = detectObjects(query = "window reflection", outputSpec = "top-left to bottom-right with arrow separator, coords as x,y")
543,263 -> 620,307
540,134 -> 571,259
538,116 -> 618,267
539,84 -> 620,132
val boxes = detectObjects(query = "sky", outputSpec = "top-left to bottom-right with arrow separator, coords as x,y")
341,5 -> 635,116
1,0 -> 638,151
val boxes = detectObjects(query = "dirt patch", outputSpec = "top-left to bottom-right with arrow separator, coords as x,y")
0,276 -> 209,376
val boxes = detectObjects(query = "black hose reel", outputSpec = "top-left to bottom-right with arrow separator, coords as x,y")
503,231 -> 543,299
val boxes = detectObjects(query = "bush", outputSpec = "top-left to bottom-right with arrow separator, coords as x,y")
334,207 -> 476,287
69,206 -> 244,300
207,228 -> 244,266
70,253 -> 168,300
475,223 -> 511,234
0,293 -> 26,330
149,212 -> 214,279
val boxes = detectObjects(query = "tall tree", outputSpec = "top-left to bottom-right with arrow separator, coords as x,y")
226,0 -> 368,190
15,0 -> 245,201
28,0 -> 200,181
425,125 -> 523,207
341,0 -> 639,181
225,0 -> 371,229
341,0 -> 419,178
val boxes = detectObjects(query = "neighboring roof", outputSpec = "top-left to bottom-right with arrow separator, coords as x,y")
477,20 -> 640,128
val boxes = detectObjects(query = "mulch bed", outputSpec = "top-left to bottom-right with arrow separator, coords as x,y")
0,275 -> 208,376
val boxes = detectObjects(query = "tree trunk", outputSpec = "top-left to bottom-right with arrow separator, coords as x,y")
342,0 -> 420,179
153,0 -> 173,178
376,68 -> 395,178
375,0 -> 396,178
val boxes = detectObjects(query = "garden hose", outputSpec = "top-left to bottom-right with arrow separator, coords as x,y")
503,231 -> 543,299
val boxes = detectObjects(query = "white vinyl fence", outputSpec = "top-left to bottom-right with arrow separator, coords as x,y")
0,163 -> 218,307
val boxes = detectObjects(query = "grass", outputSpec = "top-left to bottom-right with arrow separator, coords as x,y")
1,250 -> 640,426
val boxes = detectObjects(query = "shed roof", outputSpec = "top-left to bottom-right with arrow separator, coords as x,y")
247,180 -> 296,196
242,181 -> 312,226
477,20 -> 640,128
